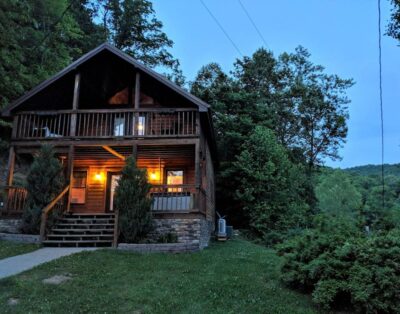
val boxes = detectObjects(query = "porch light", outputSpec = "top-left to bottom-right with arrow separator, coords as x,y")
149,170 -> 160,182
94,172 -> 105,182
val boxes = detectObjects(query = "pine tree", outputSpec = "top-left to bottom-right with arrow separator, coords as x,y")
233,126 -> 309,243
114,156 -> 153,243
23,145 -> 65,234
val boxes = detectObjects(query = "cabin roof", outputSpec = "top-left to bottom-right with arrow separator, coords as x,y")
2,42 -> 210,116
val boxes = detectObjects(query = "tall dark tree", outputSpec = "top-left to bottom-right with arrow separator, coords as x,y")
114,156 -> 153,243
388,0 -> 400,42
99,0 -> 178,69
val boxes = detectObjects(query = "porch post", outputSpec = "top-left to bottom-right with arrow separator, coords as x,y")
70,72 -> 80,137
134,71 -> 140,109
6,146 -> 15,187
134,71 -> 140,136
66,145 -> 74,212
195,139 -> 202,211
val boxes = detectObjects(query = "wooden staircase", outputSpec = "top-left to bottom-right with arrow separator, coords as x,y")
43,213 -> 115,247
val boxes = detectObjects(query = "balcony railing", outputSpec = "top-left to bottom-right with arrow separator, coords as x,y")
0,186 -> 28,217
13,109 -> 198,140
150,184 -> 205,213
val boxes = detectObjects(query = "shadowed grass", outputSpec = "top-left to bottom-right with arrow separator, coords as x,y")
0,238 -> 319,313
0,240 -> 40,260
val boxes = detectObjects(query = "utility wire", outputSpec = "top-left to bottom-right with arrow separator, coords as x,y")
238,0 -> 268,49
378,0 -> 385,210
199,0 -> 243,56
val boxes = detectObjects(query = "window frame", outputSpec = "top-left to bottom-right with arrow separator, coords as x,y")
70,170 -> 88,204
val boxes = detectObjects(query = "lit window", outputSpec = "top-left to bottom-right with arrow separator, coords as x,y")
71,171 -> 87,204
114,117 -> 125,136
137,116 -> 146,136
167,170 -> 183,192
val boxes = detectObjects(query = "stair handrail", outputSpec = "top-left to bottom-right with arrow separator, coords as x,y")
39,185 -> 70,242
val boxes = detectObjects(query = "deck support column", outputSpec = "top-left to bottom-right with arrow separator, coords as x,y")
70,72 -> 80,137
195,139 -> 202,211
4,146 -> 15,214
134,71 -> 140,136
6,146 -> 15,187
66,145 -> 74,212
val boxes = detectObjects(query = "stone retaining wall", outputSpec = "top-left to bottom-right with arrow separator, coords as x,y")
148,217 -> 214,249
0,219 -> 22,234
0,233 -> 40,243
118,242 -> 199,253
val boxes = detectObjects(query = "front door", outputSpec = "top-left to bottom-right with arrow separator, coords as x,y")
106,172 -> 121,212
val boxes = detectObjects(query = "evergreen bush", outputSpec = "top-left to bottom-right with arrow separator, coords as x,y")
114,156 -> 153,243
278,216 -> 400,313
22,145 -> 65,234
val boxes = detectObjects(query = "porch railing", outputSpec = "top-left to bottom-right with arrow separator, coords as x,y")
14,109 -> 198,140
150,184 -> 205,212
39,185 -> 70,242
0,186 -> 28,217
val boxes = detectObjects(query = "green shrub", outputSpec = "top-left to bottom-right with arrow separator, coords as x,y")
278,217 -> 400,313
114,156 -> 153,243
22,145 -> 65,234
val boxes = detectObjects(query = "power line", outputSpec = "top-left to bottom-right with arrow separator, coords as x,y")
238,0 -> 268,49
199,0 -> 243,56
378,0 -> 385,210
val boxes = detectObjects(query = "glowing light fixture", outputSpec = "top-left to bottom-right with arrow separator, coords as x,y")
94,172 -> 104,182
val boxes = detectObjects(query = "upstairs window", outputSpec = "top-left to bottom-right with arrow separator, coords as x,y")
114,117 -> 125,136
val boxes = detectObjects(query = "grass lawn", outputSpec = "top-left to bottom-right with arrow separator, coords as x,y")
0,240 -> 40,260
0,238 -> 319,313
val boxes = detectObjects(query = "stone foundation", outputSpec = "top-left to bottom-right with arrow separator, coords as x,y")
0,219 -> 22,234
118,243 -> 199,253
148,217 -> 214,249
0,233 -> 40,243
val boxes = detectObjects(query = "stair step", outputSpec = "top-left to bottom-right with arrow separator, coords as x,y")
60,218 -> 115,223
55,223 -> 114,228
66,213 -> 115,216
64,213 -> 115,219
47,234 -> 113,238
52,228 -> 114,233
43,212 -> 116,247
43,240 -> 113,247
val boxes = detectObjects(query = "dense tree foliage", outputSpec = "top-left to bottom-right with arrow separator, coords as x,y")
233,126 -> 309,243
388,0 -> 400,42
191,47 -> 353,225
278,167 -> 400,311
114,156 -> 153,243
23,145 -> 65,234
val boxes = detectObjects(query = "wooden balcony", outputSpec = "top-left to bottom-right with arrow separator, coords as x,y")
13,108 -> 199,141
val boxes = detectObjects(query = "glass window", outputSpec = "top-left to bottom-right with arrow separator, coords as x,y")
114,117 -> 125,136
137,116 -> 146,136
167,170 -> 183,192
71,171 -> 87,204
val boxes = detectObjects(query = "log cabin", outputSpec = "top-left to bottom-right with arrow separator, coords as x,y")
0,43 -> 217,249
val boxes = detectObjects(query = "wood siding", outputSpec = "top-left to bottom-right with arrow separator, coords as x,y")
70,145 -> 196,213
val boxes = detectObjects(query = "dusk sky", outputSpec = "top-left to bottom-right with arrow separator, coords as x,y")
152,0 -> 400,168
